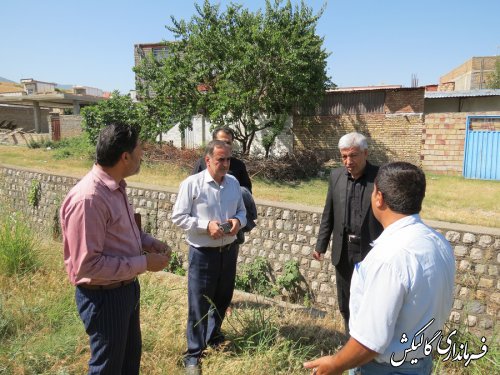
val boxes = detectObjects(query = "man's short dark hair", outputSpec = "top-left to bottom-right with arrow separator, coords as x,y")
212,127 -> 234,140
96,123 -> 139,167
375,162 -> 426,215
205,140 -> 230,157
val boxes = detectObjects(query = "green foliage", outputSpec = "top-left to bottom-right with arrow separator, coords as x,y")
134,0 -> 331,155
235,257 -> 277,297
276,260 -> 301,298
486,57 -> 500,89
27,136 -> 55,149
165,251 -> 186,276
27,179 -> 41,208
52,199 -> 62,241
81,91 -> 144,144
0,211 -> 38,276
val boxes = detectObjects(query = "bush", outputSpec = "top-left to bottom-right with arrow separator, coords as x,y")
0,211 -> 38,275
142,142 -> 203,171
235,257 -> 277,298
141,143 -> 328,181
242,150 -> 328,181
165,251 -> 186,276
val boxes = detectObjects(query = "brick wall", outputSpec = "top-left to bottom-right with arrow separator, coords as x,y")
1,165 -> 497,337
293,89 -> 424,166
421,111 -> 500,175
0,105 -> 50,133
293,113 -> 423,166
421,113 -> 466,174
384,88 -> 425,113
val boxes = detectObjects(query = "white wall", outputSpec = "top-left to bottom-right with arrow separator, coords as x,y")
158,115 -> 294,157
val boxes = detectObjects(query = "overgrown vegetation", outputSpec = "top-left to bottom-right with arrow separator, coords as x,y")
486,57 -> 500,89
27,133 -> 95,161
0,207 -> 496,373
27,179 -> 41,208
235,257 -> 307,304
236,257 -> 278,298
0,210 -> 38,276
165,251 -> 186,276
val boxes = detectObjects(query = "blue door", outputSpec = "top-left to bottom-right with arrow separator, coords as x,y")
463,116 -> 500,180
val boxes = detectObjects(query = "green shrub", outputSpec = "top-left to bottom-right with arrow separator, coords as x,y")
165,251 -> 186,276
0,211 -> 38,275
235,257 -> 277,298
27,179 -> 41,208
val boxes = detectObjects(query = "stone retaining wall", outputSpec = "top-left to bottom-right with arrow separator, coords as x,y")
0,165 -> 498,337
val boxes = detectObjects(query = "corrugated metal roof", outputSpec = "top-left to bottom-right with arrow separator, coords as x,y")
425,89 -> 500,99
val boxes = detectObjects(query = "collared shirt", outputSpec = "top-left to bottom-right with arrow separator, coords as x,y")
344,170 -> 367,235
192,156 -> 252,192
349,215 -> 455,364
172,169 -> 247,248
60,165 -> 150,286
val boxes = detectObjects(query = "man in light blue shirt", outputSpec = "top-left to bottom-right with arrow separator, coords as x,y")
304,162 -> 455,375
172,140 -> 247,374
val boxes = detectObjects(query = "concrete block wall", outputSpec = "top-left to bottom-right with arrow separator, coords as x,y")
0,105 -> 50,133
1,165 -> 498,337
59,115 -> 83,138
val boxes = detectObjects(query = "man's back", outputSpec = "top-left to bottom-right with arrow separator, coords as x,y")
350,215 -> 455,363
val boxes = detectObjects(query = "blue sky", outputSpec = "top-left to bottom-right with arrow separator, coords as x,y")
2,0 -> 499,93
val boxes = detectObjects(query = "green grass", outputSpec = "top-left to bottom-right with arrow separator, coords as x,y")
0,211 -> 39,275
1,140 -> 499,227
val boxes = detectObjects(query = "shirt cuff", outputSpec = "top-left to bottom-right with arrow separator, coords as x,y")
132,255 -> 148,275
197,219 -> 210,232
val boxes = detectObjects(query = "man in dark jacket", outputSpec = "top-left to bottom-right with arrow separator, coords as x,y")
313,132 -> 383,334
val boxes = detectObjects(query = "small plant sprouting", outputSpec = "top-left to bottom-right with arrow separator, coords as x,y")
27,180 -> 41,208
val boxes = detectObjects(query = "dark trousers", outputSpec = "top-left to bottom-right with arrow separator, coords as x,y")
335,244 -> 356,332
75,280 -> 141,375
185,242 -> 238,366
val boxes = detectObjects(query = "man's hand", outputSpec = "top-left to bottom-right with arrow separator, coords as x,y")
150,239 -> 172,255
227,218 -> 240,236
145,253 -> 170,272
207,221 -> 224,239
303,356 -> 339,375
312,250 -> 324,261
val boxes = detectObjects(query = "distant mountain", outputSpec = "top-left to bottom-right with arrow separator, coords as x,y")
0,76 -> 15,83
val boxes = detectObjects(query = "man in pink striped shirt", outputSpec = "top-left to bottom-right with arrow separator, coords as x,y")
60,123 -> 170,374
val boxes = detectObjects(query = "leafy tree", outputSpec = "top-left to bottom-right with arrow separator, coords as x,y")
486,57 -> 500,89
81,91 -> 142,144
134,0 -> 330,155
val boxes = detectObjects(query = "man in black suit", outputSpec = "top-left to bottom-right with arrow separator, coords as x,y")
313,132 -> 383,334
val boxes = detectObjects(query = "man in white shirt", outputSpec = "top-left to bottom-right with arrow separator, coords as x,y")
172,140 -> 247,374
304,162 -> 455,375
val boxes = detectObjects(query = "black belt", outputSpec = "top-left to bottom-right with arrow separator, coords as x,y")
196,243 -> 233,252
78,278 -> 137,290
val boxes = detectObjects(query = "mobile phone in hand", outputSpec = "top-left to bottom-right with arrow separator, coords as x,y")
219,222 -> 232,234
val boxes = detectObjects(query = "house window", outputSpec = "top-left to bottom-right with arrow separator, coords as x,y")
152,47 -> 169,61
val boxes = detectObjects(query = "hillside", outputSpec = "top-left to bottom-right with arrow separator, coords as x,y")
0,81 -> 23,93
0,76 -> 15,83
